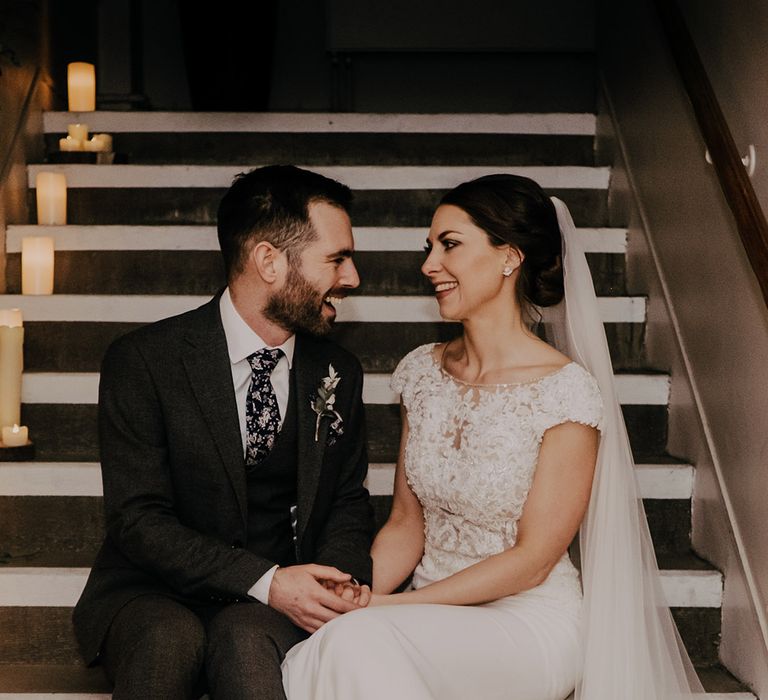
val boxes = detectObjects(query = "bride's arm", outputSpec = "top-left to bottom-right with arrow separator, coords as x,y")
370,403 -> 425,594
371,420 -> 598,606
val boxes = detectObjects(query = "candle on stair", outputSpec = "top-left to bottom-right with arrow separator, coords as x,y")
0,309 -> 24,432
67,123 -> 89,141
84,133 -> 113,152
59,136 -> 83,152
22,237 -> 55,295
67,62 -> 96,112
93,133 -> 113,152
35,172 -> 67,225
1,424 -> 28,447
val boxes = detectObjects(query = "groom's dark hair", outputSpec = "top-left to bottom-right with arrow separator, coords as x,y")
217,165 -> 353,282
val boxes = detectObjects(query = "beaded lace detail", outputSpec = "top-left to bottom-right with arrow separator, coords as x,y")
391,343 -> 603,598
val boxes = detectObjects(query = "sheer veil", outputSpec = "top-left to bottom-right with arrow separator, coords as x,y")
546,198 -> 704,698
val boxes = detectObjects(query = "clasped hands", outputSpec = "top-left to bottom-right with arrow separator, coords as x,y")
268,563 -> 374,633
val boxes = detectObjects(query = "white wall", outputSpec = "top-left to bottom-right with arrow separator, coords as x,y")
678,0 -> 768,215
598,0 -> 768,694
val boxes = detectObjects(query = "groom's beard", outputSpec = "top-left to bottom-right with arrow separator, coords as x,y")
264,261 -> 334,337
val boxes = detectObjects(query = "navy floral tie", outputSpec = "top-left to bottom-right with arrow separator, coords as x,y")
245,347 -> 284,467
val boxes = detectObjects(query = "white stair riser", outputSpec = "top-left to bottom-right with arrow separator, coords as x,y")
43,112 -> 597,134
0,567 -> 721,608
6,226 -> 628,254
0,462 -> 694,500
0,295 -> 646,324
27,164 -> 610,190
20,371 -> 668,406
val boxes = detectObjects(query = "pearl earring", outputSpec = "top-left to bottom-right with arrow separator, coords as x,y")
502,265 -> 514,277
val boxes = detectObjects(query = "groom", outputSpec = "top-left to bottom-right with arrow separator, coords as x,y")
73,165 -> 375,699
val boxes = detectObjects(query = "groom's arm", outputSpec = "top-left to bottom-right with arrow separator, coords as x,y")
310,359 -> 375,585
99,333 -> 275,601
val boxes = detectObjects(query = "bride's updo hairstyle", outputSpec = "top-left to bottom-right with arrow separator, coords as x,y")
439,174 -> 564,309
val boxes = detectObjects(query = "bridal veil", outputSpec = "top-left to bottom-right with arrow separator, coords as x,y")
547,198 -> 704,698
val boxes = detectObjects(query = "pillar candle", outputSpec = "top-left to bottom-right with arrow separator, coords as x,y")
68,62 -> 96,112
35,172 -> 67,225
1,424 -> 28,447
0,310 -> 23,430
22,237 -> 55,295
68,123 -> 89,140
59,136 -> 84,152
92,133 -> 113,152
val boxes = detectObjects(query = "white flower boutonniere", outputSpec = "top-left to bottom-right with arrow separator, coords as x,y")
311,364 -> 343,442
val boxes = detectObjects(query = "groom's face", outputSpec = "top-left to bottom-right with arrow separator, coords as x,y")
264,201 -> 359,336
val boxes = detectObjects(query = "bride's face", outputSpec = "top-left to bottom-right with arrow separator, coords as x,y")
422,204 -> 518,321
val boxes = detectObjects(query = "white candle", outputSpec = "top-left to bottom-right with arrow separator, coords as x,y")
22,237 -> 55,295
0,311 -> 23,430
0,309 -> 22,327
1,424 -> 28,447
67,62 -> 96,112
35,172 -> 67,225
67,123 -> 88,140
59,136 -> 84,152
92,133 -> 113,152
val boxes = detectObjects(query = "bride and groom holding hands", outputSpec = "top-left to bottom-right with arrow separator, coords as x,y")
73,165 -> 701,699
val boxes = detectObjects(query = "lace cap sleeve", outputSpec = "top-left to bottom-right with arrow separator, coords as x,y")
390,343 -> 436,407
536,363 -> 604,437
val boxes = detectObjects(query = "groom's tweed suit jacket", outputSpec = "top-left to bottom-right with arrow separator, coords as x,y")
73,293 -> 375,664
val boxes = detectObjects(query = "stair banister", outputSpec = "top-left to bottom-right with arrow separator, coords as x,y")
655,0 -> 768,308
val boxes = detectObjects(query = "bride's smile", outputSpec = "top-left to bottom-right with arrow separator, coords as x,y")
422,204 -> 520,321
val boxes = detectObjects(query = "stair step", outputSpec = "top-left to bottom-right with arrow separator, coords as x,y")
0,573 -> 725,666
16,403 -> 667,463
28,186 -> 609,227
18,320 -> 645,374
3,250 -> 626,297
1,295 -> 645,323
6,225 -> 628,253
46,133 -> 597,167
0,461 -> 695,499
18,371 -> 669,406
0,567 -> 723,608
0,569 -> 720,668
0,661 -> 110,695
0,664 -> 754,698
0,490 -> 690,568
28,164 -> 610,190
42,112 -> 599,134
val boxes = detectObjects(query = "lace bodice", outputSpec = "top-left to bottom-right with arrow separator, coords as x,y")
391,343 -> 603,596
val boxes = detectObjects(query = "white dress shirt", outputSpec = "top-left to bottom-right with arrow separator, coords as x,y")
219,288 -> 296,604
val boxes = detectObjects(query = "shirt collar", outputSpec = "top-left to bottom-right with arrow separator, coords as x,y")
219,288 -> 295,368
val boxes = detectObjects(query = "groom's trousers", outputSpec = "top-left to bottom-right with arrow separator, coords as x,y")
101,593 -> 307,700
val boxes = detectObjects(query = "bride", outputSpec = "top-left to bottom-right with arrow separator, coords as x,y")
282,175 -> 703,699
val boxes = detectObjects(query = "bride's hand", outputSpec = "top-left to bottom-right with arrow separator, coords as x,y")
321,579 -> 372,607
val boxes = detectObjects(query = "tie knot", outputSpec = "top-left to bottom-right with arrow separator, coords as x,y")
247,347 -> 283,374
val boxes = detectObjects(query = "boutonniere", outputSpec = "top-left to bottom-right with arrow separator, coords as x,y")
311,364 -> 344,443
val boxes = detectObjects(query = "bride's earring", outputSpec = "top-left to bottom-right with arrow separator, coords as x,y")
502,254 -> 515,277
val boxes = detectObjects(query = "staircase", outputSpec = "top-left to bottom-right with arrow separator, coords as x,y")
0,110 -> 755,698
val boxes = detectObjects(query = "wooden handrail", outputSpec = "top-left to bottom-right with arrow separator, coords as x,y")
655,0 -> 768,307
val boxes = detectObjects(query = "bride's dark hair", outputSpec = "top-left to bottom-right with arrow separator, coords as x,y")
439,174 -> 564,309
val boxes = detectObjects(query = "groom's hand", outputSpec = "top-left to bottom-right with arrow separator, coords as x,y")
268,564 -> 362,633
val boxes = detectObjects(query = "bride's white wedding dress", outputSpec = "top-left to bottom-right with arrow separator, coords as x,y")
282,342 -> 603,700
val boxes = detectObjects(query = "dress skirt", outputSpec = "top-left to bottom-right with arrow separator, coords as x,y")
282,578 -> 583,700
